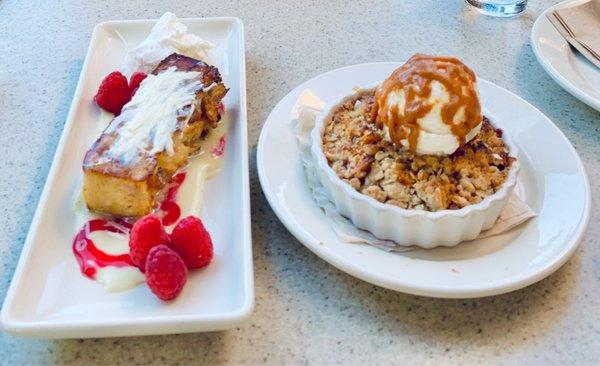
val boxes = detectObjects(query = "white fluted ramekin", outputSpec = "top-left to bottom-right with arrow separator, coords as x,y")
310,94 -> 520,248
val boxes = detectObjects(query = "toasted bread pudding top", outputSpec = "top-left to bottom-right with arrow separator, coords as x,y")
83,53 -> 227,181
322,90 -> 514,211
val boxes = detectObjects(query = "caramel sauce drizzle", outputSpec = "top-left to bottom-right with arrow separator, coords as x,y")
371,54 -> 482,152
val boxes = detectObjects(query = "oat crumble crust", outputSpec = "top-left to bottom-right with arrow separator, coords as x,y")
321,90 -> 515,211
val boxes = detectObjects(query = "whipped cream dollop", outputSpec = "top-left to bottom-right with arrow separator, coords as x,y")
125,12 -> 212,75
106,67 -> 204,164
373,54 -> 482,156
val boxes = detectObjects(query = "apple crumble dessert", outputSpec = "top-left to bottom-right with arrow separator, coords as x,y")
321,90 -> 514,211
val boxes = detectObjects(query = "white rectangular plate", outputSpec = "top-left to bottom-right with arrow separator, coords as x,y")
0,17 -> 253,338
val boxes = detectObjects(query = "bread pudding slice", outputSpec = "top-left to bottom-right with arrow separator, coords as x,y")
83,53 -> 228,217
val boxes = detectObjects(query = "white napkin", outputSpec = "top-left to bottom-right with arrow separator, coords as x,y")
547,0 -> 600,69
292,89 -> 536,252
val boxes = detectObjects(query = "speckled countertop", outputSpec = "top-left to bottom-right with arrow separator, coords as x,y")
0,0 -> 599,364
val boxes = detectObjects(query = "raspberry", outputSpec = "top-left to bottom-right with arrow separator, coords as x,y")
129,72 -> 147,94
145,245 -> 188,301
129,214 -> 169,270
94,71 -> 132,114
170,216 -> 214,269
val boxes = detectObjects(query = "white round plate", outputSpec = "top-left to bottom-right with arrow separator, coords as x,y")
257,62 -> 590,298
531,0 -> 600,111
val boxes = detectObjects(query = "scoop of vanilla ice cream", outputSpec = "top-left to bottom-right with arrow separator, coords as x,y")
375,54 -> 482,156
382,80 -> 482,155
124,12 -> 213,75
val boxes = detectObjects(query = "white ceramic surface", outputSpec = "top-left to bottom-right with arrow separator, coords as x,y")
531,0 -> 600,111
257,62 -> 590,299
0,17 -> 253,338
310,94 -> 520,248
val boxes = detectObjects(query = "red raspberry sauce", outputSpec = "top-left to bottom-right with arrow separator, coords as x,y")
72,219 -> 134,279
157,172 -> 186,226
73,173 -> 188,280
211,136 -> 227,157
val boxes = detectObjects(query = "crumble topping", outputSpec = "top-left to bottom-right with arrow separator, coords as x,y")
321,90 -> 514,211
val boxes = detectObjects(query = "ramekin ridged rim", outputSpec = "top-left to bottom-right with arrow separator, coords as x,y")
310,90 -> 521,222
